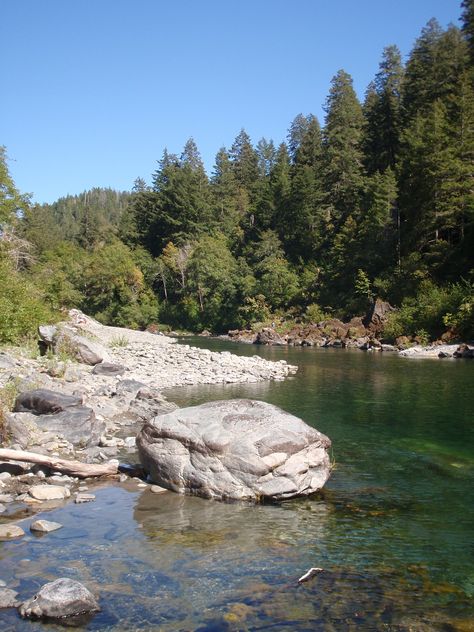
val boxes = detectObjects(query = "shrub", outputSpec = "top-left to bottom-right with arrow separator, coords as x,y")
383,279 -> 474,342
0,258 -> 56,344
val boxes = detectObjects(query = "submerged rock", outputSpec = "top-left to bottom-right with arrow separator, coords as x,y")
19,578 -> 100,620
137,399 -> 331,501
0,587 -> 20,608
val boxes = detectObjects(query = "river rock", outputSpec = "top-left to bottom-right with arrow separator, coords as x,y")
255,328 -> 286,345
399,344 -> 459,358
4,412 -> 44,449
75,493 -> 95,504
92,362 -> 126,376
0,352 -> 18,369
453,343 -> 474,358
30,520 -> 63,533
19,578 -> 100,620
0,524 -> 25,540
29,485 -> 71,501
137,399 -> 332,501
55,327 -> 110,365
35,406 -> 104,447
14,389 -> 83,415
0,588 -> 20,608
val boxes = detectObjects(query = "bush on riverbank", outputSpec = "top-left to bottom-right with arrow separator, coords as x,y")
383,280 -> 474,342
0,258 -> 57,344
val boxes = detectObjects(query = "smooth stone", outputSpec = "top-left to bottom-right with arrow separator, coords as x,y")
92,362 -> 126,376
19,578 -> 100,619
150,485 -> 168,494
29,485 -> 70,501
0,524 -> 25,540
30,520 -> 63,533
75,493 -> 95,504
0,587 -> 20,608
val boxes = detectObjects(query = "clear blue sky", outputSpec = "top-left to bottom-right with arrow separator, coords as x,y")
1,0 -> 463,204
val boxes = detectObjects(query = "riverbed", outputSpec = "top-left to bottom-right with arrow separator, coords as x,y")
1,339 -> 473,630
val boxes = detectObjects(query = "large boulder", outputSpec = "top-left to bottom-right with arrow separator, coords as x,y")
38,324 -> 110,365
363,298 -> 395,335
36,406 -> 104,448
55,328 -> 110,365
19,578 -> 99,620
137,399 -> 331,501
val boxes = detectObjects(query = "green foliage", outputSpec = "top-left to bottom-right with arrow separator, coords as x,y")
354,269 -> 373,302
0,377 -> 22,411
109,334 -> 130,348
237,295 -> 271,327
383,280 -> 472,341
304,303 -> 329,324
0,258 -> 57,344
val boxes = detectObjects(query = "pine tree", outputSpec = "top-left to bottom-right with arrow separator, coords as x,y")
229,129 -> 259,191
282,116 -> 326,260
461,0 -> 474,67
211,147 -> 241,239
363,45 -> 404,173
287,114 -> 311,163
323,70 -> 365,229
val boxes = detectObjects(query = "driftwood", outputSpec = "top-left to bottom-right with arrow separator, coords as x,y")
298,567 -> 324,583
0,448 -> 118,478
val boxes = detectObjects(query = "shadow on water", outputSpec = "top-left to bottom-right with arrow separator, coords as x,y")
0,340 -> 473,629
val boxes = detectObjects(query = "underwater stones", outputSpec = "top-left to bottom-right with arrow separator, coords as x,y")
0,587 -> 20,608
137,399 -> 332,501
19,578 -> 100,620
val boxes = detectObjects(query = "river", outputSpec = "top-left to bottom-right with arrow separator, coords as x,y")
1,339 -> 473,630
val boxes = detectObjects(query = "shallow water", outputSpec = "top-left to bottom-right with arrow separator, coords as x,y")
1,341 -> 473,630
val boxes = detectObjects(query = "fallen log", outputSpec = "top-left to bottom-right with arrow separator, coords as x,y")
0,448 -> 118,478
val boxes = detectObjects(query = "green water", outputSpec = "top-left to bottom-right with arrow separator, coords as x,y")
0,341 -> 473,630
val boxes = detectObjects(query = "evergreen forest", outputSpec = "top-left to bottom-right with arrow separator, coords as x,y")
1,3 -> 474,343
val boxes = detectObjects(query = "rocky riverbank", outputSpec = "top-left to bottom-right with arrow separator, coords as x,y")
0,310 -> 298,516
0,310 -> 302,622
223,300 -> 473,359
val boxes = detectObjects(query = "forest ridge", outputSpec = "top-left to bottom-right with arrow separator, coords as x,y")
1,3 -> 473,343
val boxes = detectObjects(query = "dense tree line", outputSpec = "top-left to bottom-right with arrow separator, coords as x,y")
1,3 -> 473,342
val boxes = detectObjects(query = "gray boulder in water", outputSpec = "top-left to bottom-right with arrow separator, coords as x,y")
137,399 -> 332,501
19,578 -> 99,620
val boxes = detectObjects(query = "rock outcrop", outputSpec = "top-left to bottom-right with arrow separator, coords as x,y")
137,399 -> 331,501
362,298 -> 395,334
